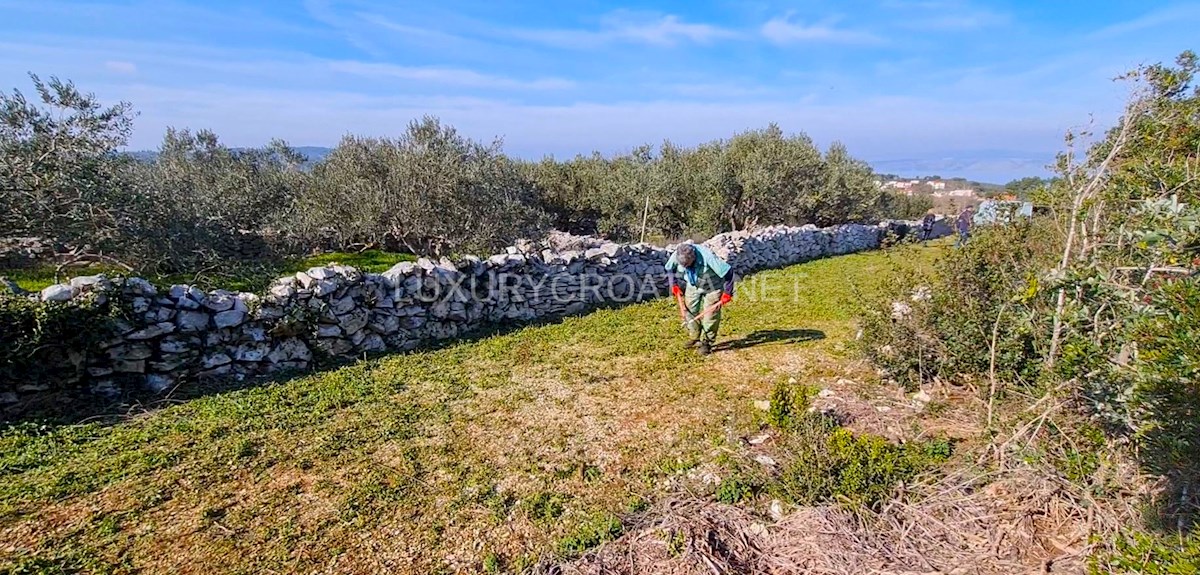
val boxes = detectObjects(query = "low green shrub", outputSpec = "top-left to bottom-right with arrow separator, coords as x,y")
766,378 -> 819,430
1091,531 -> 1200,575
775,425 -> 952,510
556,513 -> 622,559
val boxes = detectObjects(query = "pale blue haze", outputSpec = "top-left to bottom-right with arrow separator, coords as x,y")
1,0 -> 1195,182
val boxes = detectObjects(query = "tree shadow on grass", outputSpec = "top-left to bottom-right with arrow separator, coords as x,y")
712,328 -> 825,352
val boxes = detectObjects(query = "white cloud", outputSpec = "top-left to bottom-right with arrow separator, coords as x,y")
509,12 -> 738,49
326,61 -> 574,90
1090,4 -> 1200,39
104,60 -> 137,75
761,14 -> 882,45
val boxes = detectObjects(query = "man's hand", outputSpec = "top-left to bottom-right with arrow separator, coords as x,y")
719,292 -> 732,305
671,284 -> 683,297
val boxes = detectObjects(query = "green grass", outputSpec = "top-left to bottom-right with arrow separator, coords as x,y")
0,250 -> 415,293
0,243 -> 947,574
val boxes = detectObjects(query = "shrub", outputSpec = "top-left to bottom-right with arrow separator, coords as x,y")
857,220 -> 1058,388
766,378 -> 819,430
0,293 -> 126,394
557,513 -> 623,559
1091,531 -> 1200,575
775,426 -> 951,509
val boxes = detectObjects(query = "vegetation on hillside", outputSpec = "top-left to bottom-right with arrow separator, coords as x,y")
858,51 -> 1200,572
2,74 -> 919,279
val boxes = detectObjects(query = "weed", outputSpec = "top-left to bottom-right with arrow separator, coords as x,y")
557,513 -> 623,559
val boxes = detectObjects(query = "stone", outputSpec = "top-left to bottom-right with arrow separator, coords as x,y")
127,322 -> 176,340
177,311 -> 210,332
268,339 -> 312,363
233,343 -> 270,362
753,454 -> 778,467
747,433 -> 771,445
169,284 -> 189,299
768,500 -> 785,521
330,296 -> 356,315
270,283 -> 296,299
144,374 -> 175,393
317,324 -> 341,337
315,337 -> 354,356
314,280 -> 337,297
150,354 -> 191,372
818,388 -> 836,398
295,271 -> 316,289
88,367 -> 115,377
159,337 -> 194,354
358,334 -> 386,353
40,283 -> 75,302
202,353 -> 233,369
337,308 -> 370,335
213,310 -> 247,329
108,344 -> 153,361
175,295 -> 201,310
203,293 -> 236,312
70,274 -> 109,290
113,359 -> 146,374
753,400 -> 771,411
242,325 -> 268,342
912,390 -> 932,404
306,266 -> 335,280
124,277 -> 157,295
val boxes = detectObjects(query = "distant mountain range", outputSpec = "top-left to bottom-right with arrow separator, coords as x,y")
125,146 -> 1050,185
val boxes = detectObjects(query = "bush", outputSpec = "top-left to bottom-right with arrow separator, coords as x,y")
858,220 -> 1058,388
1091,531 -> 1200,575
0,293 -> 126,394
775,424 -> 951,509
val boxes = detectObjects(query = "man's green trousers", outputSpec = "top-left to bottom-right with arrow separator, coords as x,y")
684,284 -> 723,343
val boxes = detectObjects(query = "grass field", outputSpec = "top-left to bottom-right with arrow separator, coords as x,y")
0,242 -> 951,574
0,250 -> 416,294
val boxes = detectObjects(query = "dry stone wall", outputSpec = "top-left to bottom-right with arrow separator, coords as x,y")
3,219 -> 949,402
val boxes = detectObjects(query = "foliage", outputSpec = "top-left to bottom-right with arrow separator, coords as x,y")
291,117 -> 547,257
775,421 -> 951,509
0,293 -> 125,394
0,74 -> 135,252
556,513 -> 623,559
858,221 -> 1058,387
766,378 -> 819,430
1090,531 -> 1200,575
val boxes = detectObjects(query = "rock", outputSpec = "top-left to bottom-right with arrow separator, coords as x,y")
314,280 -> 337,297
88,367 -> 115,377
124,277 -> 157,295
315,337 -> 354,356
242,325 -> 268,342
202,353 -> 232,369
306,266 -> 335,280
213,310 -> 247,329
317,324 -> 341,337
270,283 -> 296,299
747,433 -> 771,445
753,454 -> 778,467
144,374 -> 175,393
112,359 -> 146,374
159,337 -> 194,354
16,384 -> 50,392
769,500 -> 785,521
233,343 -> 270,362
70,274 -> 109,290
358,333 -> 386,353
337,308 -> 370,335
203,293 -> 236,312
330,296 -> 356,315
753,400 -> 771,411
40,283 -> 76,302
912,390 -> 932,404
818,388 -> 836,398
295,271 -> 316,289
127,322 -> 176,340
268,339 -> 312,363
108,344 -> 153,361
177,311 -> 210,332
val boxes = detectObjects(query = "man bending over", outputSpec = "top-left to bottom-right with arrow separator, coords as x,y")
666,243 -> 735,355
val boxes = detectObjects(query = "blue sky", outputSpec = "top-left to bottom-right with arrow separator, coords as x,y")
2,1 -> 1196,182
